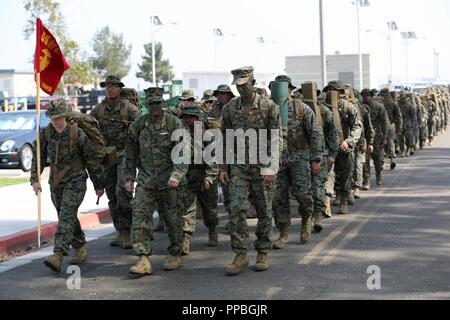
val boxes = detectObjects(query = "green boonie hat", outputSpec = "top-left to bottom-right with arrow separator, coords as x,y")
269,75 -> 297,90
180,90 -> 195,101
323,80 -> 345,93
144,87 -> 164,98
100,75 -> 125,88
360,89 -> 371,97
180,104 -> 203,118
231,66 -> 254,85
370,89 -> 379,97
202,90 -> 217,102
46,100 -> 70,118
213,84 -> 235,98
378,88 -> 390,97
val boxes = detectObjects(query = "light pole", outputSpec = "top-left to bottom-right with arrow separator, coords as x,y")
401,31 -> 418,85
434,50 -> 440,81
319,0 -> 327,89
256,36 -> 275,71
353,0 -> 370,90
387,21 -> 398,85
213,28 -> 236,71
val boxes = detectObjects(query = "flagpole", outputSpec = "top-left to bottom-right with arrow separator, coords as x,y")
36,72 -> 42,249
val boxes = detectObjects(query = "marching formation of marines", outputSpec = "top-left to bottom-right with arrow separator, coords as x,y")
31,69 -> 450,276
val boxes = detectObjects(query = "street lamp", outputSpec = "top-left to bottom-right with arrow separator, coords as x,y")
256,36 -> 276,70
150,16 -> 178,86
213,28 -> 236,71
387,21 -> 398,85
401,31 -> 418,85
352,0 -> 370,90
319,0 -> 327,89
434,49 -> 440,81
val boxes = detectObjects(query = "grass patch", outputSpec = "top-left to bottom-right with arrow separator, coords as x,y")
0,178 -> 29,188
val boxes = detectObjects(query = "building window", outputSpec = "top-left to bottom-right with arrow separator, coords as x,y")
189,78 -> 198,89
2,79 -> 12,89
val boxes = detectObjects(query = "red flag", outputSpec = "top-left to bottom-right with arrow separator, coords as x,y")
34,18 -> 70,96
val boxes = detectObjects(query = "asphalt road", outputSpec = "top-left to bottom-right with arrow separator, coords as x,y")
0,131 -> 450,300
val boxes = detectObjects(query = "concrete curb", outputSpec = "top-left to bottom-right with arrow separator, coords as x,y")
0,209 -> 111,256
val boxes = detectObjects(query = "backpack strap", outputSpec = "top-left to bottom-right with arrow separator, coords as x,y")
165,114 -> 177,133
44,125 -> 51,144
69,122 -> 79,154
121,100 -> 130,124
97,102 -> 106,123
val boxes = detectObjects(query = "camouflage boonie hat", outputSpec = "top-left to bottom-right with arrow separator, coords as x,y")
100,75 -> 125,88
370,89 -> 379,97
180,104 -> 203,118
202,90 -> 217,102
378,88 -> 390,97
360,89 -> 371,97
399,92 -> 408,99
323,80 -> 345,93
144,87 -> 164,98
269,75 -> 297,90
231,66 -> 254,85
180,90 -> 195,101
46,100 -> 71,119
213,84 -> 235,98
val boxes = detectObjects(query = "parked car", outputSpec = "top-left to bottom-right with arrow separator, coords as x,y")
0,111 -> 51,172
77,89 -> 105,113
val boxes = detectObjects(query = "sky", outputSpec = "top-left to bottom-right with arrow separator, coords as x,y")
0,0 -> 449,90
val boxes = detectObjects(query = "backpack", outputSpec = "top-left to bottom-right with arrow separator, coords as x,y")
134,112 -> 178,136
228,96 -> 271,127
96,99 -> 131,125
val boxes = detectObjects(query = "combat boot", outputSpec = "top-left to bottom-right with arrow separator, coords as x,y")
255,253 -> 269,272
182,233 -> 190,256
129,255 -> 153,275
70,246 -> 87,265
300,217 -> 312,244
348,193 -> 355,206
110,231 -> 124,247
390,160 -> 396,170
164,255 -> 182,271
324,195 -> 332,219
44,252 -> 64,273
405,148 -> 410,157
313,213 -> 324,233
226,254 -> 249,276
273,229 -> 289,249
208,229 -> 218,247
376,173 -> 383,186
353,188 -> 361,199
122,230 -> 132,249
399,150 -> 405,158
362,178 -> 371,191
338,196 -> 349,215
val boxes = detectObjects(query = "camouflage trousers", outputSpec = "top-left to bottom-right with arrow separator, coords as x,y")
419,124 -> 428,146
183,182 -> 219,235
131,183 -> 186,257
105,161 -> 133,232
413,127 -> 420,150
51,176 -> 87,255
364,138 -> 385,179
398,127 -> 414,153
352,148 -> 366,189
228,166 -> 276,255
273,159 -> 313,231
312,162 -> 330,217
428,119 -> 435,141
384,125 -> 396,160
335,150 -> 354,198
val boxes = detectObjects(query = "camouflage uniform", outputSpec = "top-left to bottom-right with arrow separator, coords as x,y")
31,102 -> 105,256
413,96 -> 422,151
427,97 -> 437,144
91,76 -> 140,239
417,97 -> 429,149
380,89 -> 403,168
398,95 -> 417,157
123,102 -> 188,257
221,67 -> 281,256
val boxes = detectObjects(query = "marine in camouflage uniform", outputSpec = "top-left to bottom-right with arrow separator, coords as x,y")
180,105 -> 219,255
124,93 -> 188,275
31,101 -> 105,273
90,76 -> 140,248
271,76 -> 324,248
312,93 -> 339,231
426,95 -> 437,145
397,93 -> 417,158
412,95 -> 422,152
323,81 -> 362,215
417,96 -> 429,149
379,88 -> 403,171
361,89 -> 390,189
220,67 -> 281,275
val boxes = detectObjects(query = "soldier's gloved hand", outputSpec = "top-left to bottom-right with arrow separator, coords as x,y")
124,181 -> 134,193
96,189 -> 105,197
168,178 -> 180,188
219,172 -> 230,186
368,144 -> 374,155
32,182 -> 42,196
202,180 -> 211,191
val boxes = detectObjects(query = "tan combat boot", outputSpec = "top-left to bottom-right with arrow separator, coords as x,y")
70,246 -> 88,265
255,253 -> 269,272
301,217 -> 312,244
313,213 -> 324,233
163,255 -> 182,271
44,252 -> 64,273
129,255 -> 153,275
208,229 -> 218,247
353,187 -> 361,199
182,233 -> 190,256
273,229 -> 289,249
324,195 -> 332,219
110,231 -> 124,247
362,178 -> 371,191
338,196 -> 349,215
122,230 -> 132,249
405,147 -> 410,157
226,254 -> 249,276
376,173 -> 383,186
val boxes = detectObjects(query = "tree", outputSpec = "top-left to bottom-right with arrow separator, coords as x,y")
23,0 -> 96,90
136,42 -> 174,83
90,26 -> 132,79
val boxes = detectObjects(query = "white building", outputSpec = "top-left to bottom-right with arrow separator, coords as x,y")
285,54 -> 381,91
0,69 -> 37,98
182,71 -> 279,99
